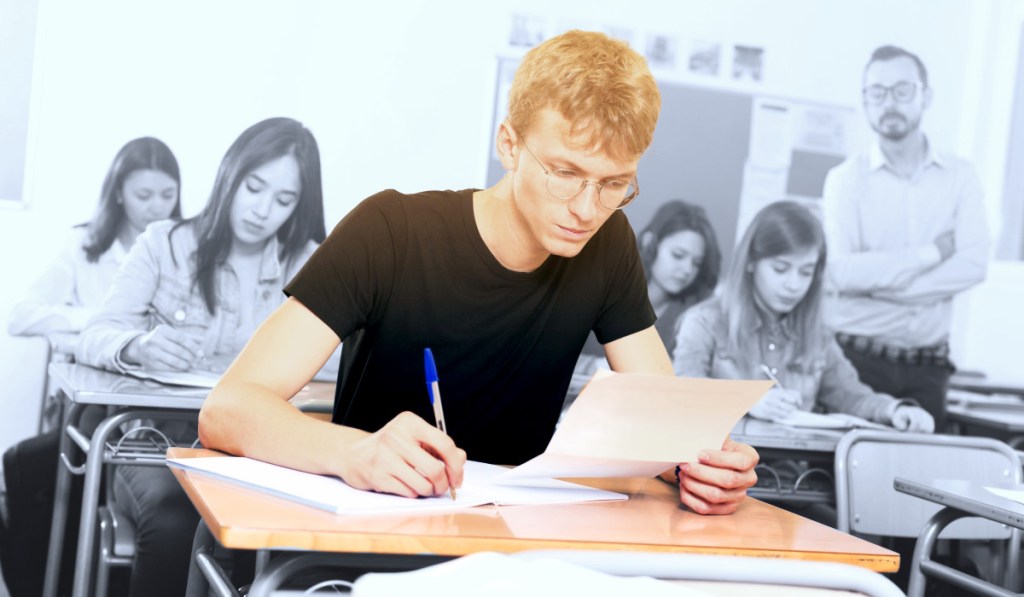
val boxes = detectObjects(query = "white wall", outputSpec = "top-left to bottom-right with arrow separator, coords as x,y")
2,0 -> 1021,450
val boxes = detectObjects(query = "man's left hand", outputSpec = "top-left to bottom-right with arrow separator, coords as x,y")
675,438 -> 759,515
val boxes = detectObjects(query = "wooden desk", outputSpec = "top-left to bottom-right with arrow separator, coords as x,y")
42,363 -> 333,597
895,477 -> 1024,597
169,447 -> 898,578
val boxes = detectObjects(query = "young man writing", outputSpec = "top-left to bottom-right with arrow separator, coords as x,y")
200,30 -> 758,515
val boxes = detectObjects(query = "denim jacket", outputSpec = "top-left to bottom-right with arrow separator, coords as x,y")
76,219 -> 317,372
672,298 -> 900,423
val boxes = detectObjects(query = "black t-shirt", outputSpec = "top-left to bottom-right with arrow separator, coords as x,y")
285,189 -> 654,464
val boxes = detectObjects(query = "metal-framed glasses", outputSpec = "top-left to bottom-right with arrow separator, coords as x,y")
519,138 -> 639,210
862,81 -> 924,106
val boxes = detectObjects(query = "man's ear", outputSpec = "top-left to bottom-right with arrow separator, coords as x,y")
496,120 -> 519,171
922,85 -> 934,111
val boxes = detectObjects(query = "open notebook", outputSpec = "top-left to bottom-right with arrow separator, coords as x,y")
167,457 -> 626,515
774,410 -> 890,430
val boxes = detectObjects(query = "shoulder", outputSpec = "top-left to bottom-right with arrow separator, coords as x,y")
362,188 -> 469,213
63,226 -> 91,254
134,219 -> 196,261
336,188 -> 470,232
934,149 -> 980,177
680,297 -> 725,331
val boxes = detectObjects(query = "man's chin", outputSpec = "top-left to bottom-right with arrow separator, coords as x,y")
547,240 -> 588,259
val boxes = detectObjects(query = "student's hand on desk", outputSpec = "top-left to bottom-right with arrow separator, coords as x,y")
674,438 -> 759,515
123,324 -> 204,371
747,388 -> 801,421
342,411 -> 466,498
890,405 -> 935,433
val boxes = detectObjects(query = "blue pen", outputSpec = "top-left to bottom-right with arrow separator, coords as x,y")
424,348 -> 456,499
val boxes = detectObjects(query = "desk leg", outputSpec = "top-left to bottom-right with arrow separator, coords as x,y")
70,409 -> 147,597
907,507 -> 1017,597
186,519 -> 239,597
42,400 -> 84,597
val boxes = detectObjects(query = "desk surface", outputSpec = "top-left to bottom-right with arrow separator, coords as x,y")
49,362 -> 334,410
947,402 -> 1024,433
949,373 -> 1024,397
894,477 -> 1024,530
169,447 -> 898,572
731,417 -> 844,453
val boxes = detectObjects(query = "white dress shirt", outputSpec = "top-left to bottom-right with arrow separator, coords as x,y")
822,139 -> 989,348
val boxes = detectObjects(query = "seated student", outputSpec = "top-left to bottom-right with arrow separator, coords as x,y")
8,137 -> 182,340
0,137 -> 180,597
199,30 -> 759,519
573,199 -> 721,387
74,116 -> 326,597
673,200 -> 934,430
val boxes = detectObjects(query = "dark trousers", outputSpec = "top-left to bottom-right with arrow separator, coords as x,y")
112,465 -> 199,597
840,346 -> 953,433
0,430 -> 80,597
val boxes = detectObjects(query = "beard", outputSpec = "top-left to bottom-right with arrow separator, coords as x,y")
872,111 -> 920,141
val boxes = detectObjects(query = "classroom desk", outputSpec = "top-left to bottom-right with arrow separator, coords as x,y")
169,446 -> 898,594
37,332 -> 80,433
41,362 -> 333,597
894,477 -> 1024,597
949,372 -> 1024,398
731,417 -> 844,504
947,402 -> 1024,450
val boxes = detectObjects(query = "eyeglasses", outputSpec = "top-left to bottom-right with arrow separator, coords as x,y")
862,81 -> 924,106
518,137 -> 639,210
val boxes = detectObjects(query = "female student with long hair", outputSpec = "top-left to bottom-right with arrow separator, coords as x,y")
8,137 -> 182,339
0,137 -> 180,597
573,199 -> 721,385
673,200 -> 933,430
75,116 -> 326,597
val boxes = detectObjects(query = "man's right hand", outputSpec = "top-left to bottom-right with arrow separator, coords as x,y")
341,411 -> 466,498
934,230 -> 955,261
123,324 -> 203,371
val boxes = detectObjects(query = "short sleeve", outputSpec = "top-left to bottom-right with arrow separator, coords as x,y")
590,213 -> 655,344
284,192 -> 401,340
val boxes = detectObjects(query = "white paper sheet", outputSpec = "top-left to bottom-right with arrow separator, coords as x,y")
498,372 -> 773,482
774,411 -> 890,430
124,368 -> 221,388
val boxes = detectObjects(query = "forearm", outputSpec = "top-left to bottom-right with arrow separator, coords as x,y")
199,380 -> 367,478
871,248 -> 988,303
826,245 -> 939,294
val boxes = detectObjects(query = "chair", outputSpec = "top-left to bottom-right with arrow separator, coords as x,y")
344,550 -> 906,596
834,430 -> 1022,592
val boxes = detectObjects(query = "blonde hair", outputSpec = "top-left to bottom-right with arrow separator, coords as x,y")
507,30 -> 661,161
